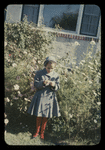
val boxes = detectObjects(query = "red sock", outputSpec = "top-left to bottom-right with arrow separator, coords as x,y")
40,117 -> 47,139
33,117 -> 42,138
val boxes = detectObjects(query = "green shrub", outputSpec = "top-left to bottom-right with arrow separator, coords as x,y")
4,16 -> 55,113
49,40 -> 101,141
4,15 -> 101,142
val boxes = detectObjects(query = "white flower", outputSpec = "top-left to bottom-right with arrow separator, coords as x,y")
27,64 -> 31,69
88,65 -> 93,70
80,60 -> 85,65
24,106 -> 27,111
88,51 -> 92,55
95,60 -> 98,65
74,41 -> 80,46
38,60 -> 41,64
28,53 -> 32,57
24,98 -> 30,102
5,97 -> 10,102
4,130 -> 7,134
89,62 -> 93,65
19,54 -> 22,58
4,113 -> 7,118
89,80 -> 92,84
89,55 -> 93,59
28,36 -> 31,39
12,63 -> 17,67
14,84 -> 19,90
4,41 -> 7,47
17,91 -> 23,97
78,81 -> 82,84
81,60 -> 85,63
69,114 -> 73,118
90,40 -> 96,45
23,51 -> 27,54
64,77 -> 67,82
4,119 -> 9,125
34,57 -> 37,60
98,72 -> 101,76
22,73 -> 26,77
18,91 -> 21,94
79,62 -> 83,66
92,90 -> 97,96
82,73 -> 86,76
76,66 -> 79,69
94,119 -> 97,123
97,102 -> 101,105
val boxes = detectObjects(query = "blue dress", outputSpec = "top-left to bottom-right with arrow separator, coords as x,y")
27,68 -> 61,118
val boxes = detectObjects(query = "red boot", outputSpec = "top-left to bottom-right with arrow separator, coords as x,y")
33,117 -> 42,138
40,117 -> 47,140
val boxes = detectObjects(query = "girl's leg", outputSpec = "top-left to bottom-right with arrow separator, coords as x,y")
40,117 -> 48,139
33,117 -> 42,138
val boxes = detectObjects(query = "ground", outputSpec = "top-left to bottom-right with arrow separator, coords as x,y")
4,111 -> 99,146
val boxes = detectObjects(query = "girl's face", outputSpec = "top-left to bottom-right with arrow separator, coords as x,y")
46,62 -> 55,73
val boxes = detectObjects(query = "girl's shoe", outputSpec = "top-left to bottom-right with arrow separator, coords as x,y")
33,132 -> 39,138
40,134 -> 45,140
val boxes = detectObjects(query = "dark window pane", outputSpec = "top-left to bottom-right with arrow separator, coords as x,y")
80,5 -> 101,36
22,5 -> 39,24
43,5 -> 80,31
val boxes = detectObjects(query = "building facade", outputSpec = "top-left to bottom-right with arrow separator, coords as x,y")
5,4 -> 101,65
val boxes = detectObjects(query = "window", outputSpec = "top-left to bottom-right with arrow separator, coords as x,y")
5,4 -> 101,38
80,5 -> 101,36
43,5 -> 80,32
22,5 -> 39,24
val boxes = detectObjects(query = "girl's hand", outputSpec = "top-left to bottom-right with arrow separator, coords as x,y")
50,81 -> 55,87
43,80 -> 50,86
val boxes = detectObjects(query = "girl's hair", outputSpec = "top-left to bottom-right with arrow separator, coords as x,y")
44,60 -> 56,67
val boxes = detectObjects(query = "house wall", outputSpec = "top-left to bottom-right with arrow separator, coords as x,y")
49,36 -> 100,66
5,4 -> 101,66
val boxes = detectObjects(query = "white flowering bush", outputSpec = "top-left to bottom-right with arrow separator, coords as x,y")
48,39 -> 101,141
4,16 -> 55,115
4,15 -> 101,142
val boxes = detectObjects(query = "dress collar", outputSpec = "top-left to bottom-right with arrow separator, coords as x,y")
43,68 -> 54,77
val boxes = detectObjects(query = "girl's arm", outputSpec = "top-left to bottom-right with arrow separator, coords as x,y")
34,72 -> 45,90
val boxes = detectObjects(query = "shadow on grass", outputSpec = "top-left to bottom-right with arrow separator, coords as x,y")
5,106 -> 101,145
5,108 -> 68,145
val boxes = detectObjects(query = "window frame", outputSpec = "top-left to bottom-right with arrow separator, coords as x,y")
37,4 -> 101,39
80,5 -> 101,37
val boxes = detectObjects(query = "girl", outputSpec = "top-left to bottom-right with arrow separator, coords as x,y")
27,56 -> 61,139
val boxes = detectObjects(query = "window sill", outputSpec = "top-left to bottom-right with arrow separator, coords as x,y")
33,26 -> 99,42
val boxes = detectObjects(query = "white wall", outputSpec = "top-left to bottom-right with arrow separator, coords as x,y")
50,36 -> 100,66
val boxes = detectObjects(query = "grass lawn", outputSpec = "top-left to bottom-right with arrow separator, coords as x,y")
4,111 -> 100,146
